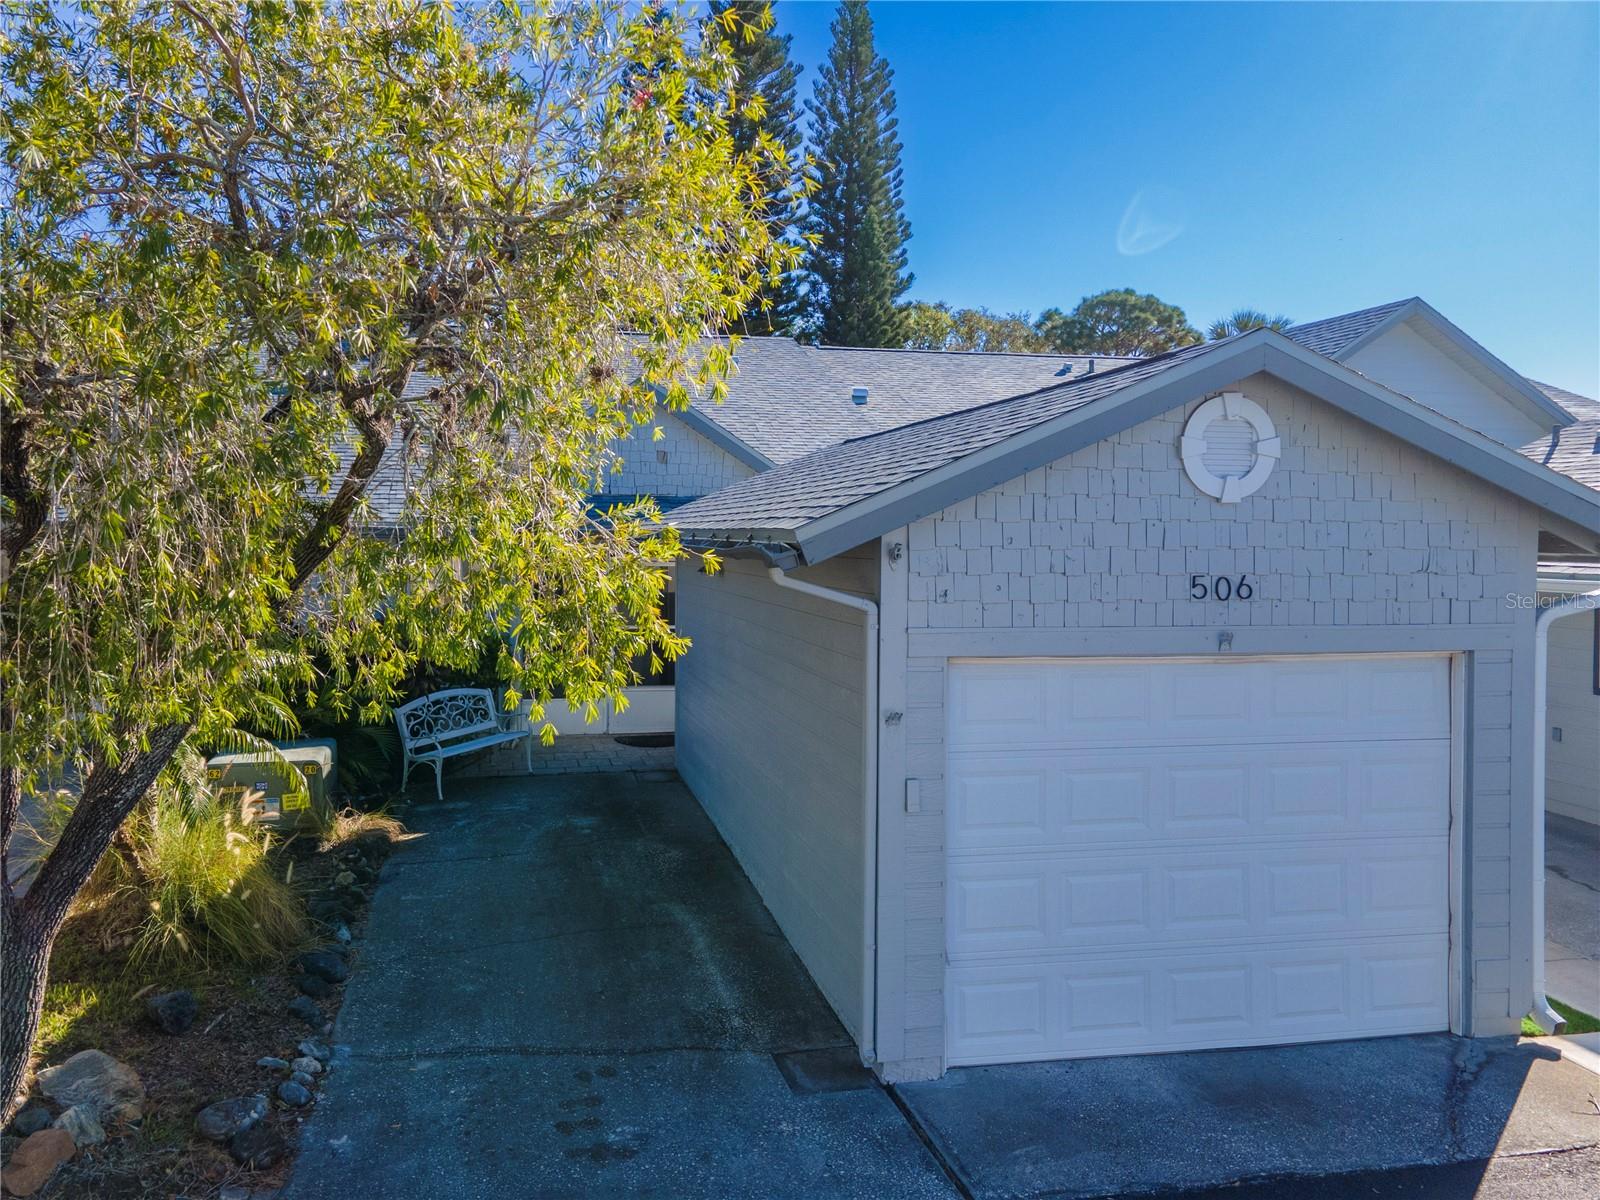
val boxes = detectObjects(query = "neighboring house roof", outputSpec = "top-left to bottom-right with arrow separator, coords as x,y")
671,337 -> 1136,467
668,328 -> 1600,566
1285,297 -> 1574,429
1522,417 -> 1600,490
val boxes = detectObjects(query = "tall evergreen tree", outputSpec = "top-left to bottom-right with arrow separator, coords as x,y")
706,2 -> 804,334
802,0 -> 912,346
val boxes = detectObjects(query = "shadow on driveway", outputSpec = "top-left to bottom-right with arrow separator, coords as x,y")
894,1034 -> 1600,1199
280,771 -> 955,1200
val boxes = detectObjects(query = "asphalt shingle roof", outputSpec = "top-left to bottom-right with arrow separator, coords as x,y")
1532,380 -> 1600,422
1522,417 -> 1600,490
680,338 -> 1135,465
666,340 -> 1220,537
1282,298 -> 1414,357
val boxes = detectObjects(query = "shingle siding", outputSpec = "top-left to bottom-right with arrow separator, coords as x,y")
606,412 -> 754,500
906,376 -> 1531,633
877,373 -> 1540,1079
675,553 -> 875,1043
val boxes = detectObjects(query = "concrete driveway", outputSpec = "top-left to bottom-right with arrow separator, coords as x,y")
1546,813 -> 1600,1016
284,770 -> 1600,1200
895,1035 -> 1600,1199
280,771 -> 953,1199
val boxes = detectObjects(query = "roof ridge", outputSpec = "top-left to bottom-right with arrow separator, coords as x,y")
804,343 -> 1134,363
829,337 -> 1229,449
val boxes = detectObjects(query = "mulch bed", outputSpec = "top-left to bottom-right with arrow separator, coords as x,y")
2,816 -> 407,1200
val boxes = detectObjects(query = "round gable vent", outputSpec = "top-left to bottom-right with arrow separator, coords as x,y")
1180,392 -> 1280,503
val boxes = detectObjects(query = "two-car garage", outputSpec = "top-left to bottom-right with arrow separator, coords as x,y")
944,655 -> 1454,1065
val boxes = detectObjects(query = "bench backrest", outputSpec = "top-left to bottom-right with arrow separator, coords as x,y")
394,688 -> 502,751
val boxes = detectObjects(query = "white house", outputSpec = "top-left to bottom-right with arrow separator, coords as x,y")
660,321 -> 1600,1082
552,302 -> 1600,803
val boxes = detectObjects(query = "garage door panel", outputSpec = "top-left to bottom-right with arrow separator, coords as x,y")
946,937 -> 1450,1065
947,656 -> 1450,750
948,841 -> 1447,958
946,656 -> 1452,1064
948,743 -> 1450,851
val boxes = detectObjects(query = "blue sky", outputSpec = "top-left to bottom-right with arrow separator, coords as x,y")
774,1 -> 1600,396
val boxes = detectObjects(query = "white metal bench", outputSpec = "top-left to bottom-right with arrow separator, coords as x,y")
393,687 -> 530,799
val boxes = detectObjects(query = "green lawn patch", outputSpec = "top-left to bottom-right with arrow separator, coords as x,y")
1521,998 -> 1600,1036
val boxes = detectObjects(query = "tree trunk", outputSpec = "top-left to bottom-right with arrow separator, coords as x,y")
0,724 -> 189,1123
1,893 -> 57,1125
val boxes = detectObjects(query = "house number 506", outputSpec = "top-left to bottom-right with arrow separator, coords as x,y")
1190,574 -> 1253,601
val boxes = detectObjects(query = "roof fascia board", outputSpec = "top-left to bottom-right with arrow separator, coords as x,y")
1411,300 -> 1575,427
796,331 -> 1600,565
797,339 -> 1273,564
1337,299 -> 1574,429
1260,341 -> 1600,533
674,404 -> 775,470
1321,298 -> 1419,360
640,382 -> 773,470
1305,299 -> 1420,360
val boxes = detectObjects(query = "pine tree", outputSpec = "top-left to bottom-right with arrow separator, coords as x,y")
802,0 -> 912,347
707,2 -> 805,335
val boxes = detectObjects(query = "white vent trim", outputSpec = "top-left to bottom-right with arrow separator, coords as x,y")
1179,391 -> 1281,503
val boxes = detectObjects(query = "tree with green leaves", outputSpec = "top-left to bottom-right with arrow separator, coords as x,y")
901,302 -> 1045,353
0,0 -> 788,1119
705,2 -> 804,335
801,0 -> 912,347
1035,288 -> 1201,357
1208,308 -> 1294,339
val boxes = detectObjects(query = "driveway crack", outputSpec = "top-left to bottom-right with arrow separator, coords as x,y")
884,1084 -> 976,1200
1444,1038 -> 1490,1161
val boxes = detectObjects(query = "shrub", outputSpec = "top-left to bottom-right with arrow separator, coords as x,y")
321,807 -> 408,853
40,747 -> 308,969
123,784 -> 307,968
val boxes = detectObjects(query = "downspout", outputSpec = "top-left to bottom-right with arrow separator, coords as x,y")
1529,585 -> 1600,1033
767,566 -> 879,1065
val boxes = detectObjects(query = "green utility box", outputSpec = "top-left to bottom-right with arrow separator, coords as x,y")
205,739 -> 337,832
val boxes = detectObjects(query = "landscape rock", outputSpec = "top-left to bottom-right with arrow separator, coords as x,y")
276,1081 -> 312,1107
289,1056 -> 323,1076
294,973 -> 333,999
333,924 -> 352,944
297,1040 -> 331,1063
333,870 -> 356,887
35,1049 -> 145,1123
146,989 -> 199,1035
1,1128 -> 76,1196
255,1057 -> 289,1071
296,951 -> 350,983
53,1104 -> 105,1147
289,1071 -> 315,1089
195,1095 -> 268,1143
229,1123 -> 286,1169
7,1103 -> 54,1138
286,996 -> 324,1027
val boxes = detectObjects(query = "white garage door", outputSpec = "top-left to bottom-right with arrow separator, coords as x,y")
945,655 -> 1452,1066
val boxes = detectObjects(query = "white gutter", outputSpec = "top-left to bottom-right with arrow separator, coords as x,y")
1529,585 -> 1600,1033
766,566 -> 879,1065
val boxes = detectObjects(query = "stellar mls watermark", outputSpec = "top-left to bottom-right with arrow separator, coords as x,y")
1504,592 -> 1600,609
